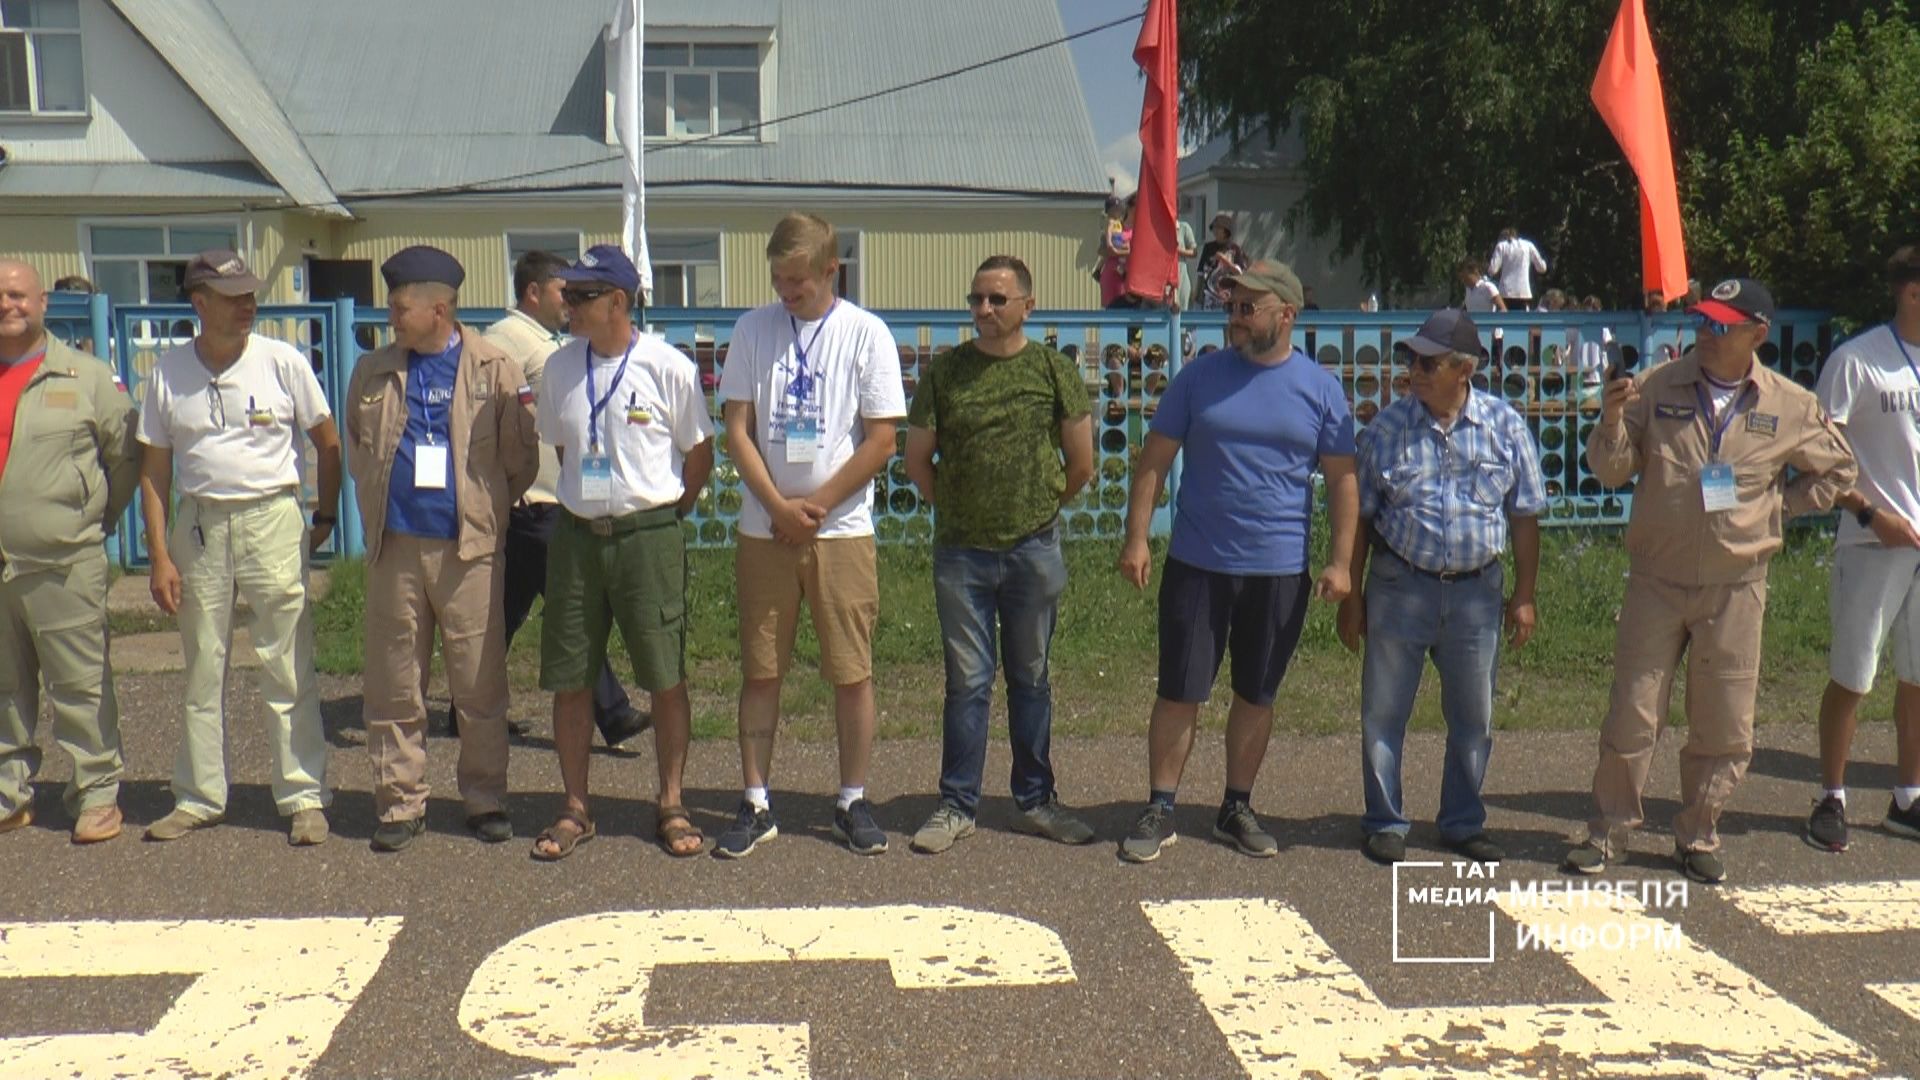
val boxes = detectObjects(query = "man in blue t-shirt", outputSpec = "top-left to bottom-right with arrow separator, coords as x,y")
1116,260 -> 1359,862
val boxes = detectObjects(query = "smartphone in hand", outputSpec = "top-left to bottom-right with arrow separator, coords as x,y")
1604,341 -> 1631,383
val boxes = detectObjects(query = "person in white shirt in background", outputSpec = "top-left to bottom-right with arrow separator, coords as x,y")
1459,259 -> 1506,313
1807,242 -> 1920,853
1489,227 -> 1548,310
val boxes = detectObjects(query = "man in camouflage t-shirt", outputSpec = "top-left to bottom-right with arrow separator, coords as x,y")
902,255 -> 1097,853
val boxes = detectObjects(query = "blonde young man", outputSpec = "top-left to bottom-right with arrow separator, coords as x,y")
139,251 -> 341,846
713,213 -> 905,857
344,246 -> 538,852
530,245 -> 714,861
0,260 -> 138,844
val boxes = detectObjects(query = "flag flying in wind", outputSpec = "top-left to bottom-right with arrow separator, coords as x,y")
610,0 -> 652,300
1590,0 -> 1687,302
1125,0 -> 1179,304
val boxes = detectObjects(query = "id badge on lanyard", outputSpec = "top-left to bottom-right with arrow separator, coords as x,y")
414,443 -> 449,490
1695,383 -> 1745,514
785,416 -> 820,464
784,305 -> 834,465
584,339 -> 636,504
580,454 -> 613,501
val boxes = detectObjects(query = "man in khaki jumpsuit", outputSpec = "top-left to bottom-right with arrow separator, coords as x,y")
1565,277 -> 1856,883
0,260 -> 138,843
345,246 -> 537,852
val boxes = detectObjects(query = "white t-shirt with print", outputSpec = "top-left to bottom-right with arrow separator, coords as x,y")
717,300 -> 905,539
536,332 -> 714,518
136,333 -> 331,500
1817,323 -> 1920,544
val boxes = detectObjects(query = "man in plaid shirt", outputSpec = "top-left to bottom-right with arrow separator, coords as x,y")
1337,308 -> 1546,866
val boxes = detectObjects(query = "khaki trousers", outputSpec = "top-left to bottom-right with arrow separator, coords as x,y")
0,552 -> 122,817
171,493 -> 329,818
1589,573 -> 1766,853
363,533 -> 508,821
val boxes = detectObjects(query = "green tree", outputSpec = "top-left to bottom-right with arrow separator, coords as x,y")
1177,0 -> 1903,312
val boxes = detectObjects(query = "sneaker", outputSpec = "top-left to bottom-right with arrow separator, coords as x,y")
832,798 -> 888,855
1362,831 -> 1407,865
1010,794 -> 1096,845
713,802 -> 778,859
466,811 -> 512,844
909,804 -> 975,854
1805,795 -> 1849,852
370,816 -> 425,853
144,808 -> 222,842
1676,845 -> 1726,885
288,808 -> 330,847
600,706 -> 653,747
1443,833 -> 1505,863
1562,839 -> 1610,875
1119,804 -> 1177,863
1213,801 -> 1278,857
1885,796 -> 1920,840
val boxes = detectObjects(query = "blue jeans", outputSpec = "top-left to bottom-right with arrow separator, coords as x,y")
1359,549 -> 1504,840
932,525 -> 1069,816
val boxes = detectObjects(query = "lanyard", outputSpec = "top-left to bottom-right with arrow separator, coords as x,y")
408,362 -> 445,445
1693,381 -> 1750,460
585,337 -> 636,453
1890,323 -> 1920,385
787,300 -> 836,402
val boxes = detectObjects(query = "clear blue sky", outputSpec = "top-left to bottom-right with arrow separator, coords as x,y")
1055,0 -> 1146,191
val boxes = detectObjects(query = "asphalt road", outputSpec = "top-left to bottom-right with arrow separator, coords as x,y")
1,671 -> 1917,1079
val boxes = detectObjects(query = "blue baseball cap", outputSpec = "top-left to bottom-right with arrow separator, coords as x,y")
556,244 -> 641,294
380,245 -> 464,290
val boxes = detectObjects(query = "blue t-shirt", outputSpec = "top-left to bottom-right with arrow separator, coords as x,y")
1149,347 -> 1356,574
385,337 -> 461,540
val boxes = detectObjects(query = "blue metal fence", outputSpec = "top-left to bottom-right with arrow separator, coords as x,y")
44,297 -> 1832,567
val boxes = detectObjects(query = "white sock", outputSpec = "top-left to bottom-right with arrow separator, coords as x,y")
745,786 -> 770,811
1894,786 -> 1920,812
1823,788 -> 1847,807
837,786 -> 865,811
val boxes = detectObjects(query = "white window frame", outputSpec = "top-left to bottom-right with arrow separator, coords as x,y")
646,230 -> 725,309
80,219 -> 241,345
503,229 -> 584,307
835,229 -> 863,307
611,26 -> 776,145
0,0 -> 86,117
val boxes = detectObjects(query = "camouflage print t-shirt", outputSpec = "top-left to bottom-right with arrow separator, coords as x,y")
906,339 -> 1091,549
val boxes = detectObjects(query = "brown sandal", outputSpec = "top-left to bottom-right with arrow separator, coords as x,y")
530,810 -> 595,861
656,805 -> 704,857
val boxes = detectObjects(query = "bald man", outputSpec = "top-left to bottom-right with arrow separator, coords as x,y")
0,260 -> 139,843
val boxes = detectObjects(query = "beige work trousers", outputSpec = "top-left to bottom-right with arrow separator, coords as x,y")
1588,572 -> 1767,853
0,552 -> 123,817
362,533 -> 509,822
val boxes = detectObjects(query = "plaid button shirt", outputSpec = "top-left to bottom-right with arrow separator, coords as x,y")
1357,390 -> 1546,574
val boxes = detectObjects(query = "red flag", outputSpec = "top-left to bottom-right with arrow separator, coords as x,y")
1125,0 -> 1179,304
1590,0 -> 1688,302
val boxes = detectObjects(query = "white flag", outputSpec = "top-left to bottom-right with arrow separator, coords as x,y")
610,0 -> 651,300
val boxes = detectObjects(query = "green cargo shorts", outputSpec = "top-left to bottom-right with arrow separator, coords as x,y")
540,507 -> 687,693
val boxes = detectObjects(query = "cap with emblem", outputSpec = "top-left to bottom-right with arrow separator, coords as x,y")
380,245 -> 466,291
556,244 -> 641,294
1397,307 -> 1488,359
1688,277 -> 1775,325
1218,259 -> 1304,307
182,250 -> 265,296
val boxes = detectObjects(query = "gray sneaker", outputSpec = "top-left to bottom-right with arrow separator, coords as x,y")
288,808 -> 330,847
1010,794 -> 1095,845
144,808 -> 222,843
909,804 -> 975,854
1120,803 -> 1178,863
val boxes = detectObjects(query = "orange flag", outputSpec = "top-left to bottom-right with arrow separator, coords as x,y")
1125,0 -> 1179,304
1590,0 -> 1688,302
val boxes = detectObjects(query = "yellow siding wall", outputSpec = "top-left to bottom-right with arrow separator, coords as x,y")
0,218 -> 89,284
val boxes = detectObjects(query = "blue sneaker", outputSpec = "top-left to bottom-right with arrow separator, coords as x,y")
832,798 -> 888,855
713,801 -> 777,859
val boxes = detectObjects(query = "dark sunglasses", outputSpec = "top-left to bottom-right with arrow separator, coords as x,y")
1394,346 -> 1456,373
965,291 -> 1025,309
562,286 -> 611,305
1228,299 -> 1279,317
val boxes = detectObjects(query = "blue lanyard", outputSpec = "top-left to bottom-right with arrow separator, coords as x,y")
1693,380 -> 1750,460
406,363 -> 444,445
787,300 -> 836,402
585,337 -> 635,453
1889,323 -> 1920,385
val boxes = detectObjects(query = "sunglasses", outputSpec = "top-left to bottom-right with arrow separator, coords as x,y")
1228,299 -> 1283,317
1394,346 -> 1458,373
1695,312 -> 1766,336
562,286 -> 611,305
966,292 -> 1025,309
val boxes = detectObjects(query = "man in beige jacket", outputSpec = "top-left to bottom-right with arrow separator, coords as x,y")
0,260 -> 138,844
346,246 -> 537,852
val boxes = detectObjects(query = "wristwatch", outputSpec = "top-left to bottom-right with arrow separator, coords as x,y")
1855,505 -> 1876,528
312,513 -> 338,526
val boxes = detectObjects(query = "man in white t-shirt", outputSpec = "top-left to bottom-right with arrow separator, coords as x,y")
1488,228 -> 1547,310
529,245 -> 714,861
1808,243 -> 1920,852
137,250 -> 340,846
710,212 -> 905,859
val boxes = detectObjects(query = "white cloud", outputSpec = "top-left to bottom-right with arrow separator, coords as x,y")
1102,132 -> 1140,196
